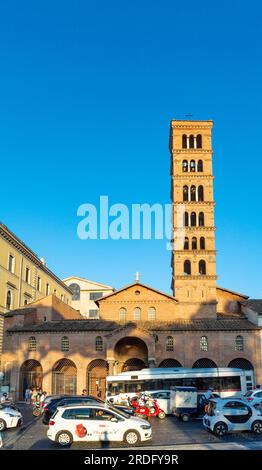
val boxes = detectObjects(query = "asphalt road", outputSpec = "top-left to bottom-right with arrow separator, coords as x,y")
2,404 -> 262,450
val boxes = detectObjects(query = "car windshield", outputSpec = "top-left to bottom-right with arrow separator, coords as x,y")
108,406 -> 130,419
244,391 -> 253,397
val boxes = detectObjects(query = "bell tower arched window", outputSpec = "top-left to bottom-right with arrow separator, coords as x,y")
197,160 -> 203,172
184,260 -> 191,275
184,237 -> 189,250
191,212 -> 197,226
198,186 -> 204,201
184,212 -> 189,227
199,260 -> 206,275
182,160 -> 188,172
199,212 -> 205,226
192,237 -> 197,250
191,185 -> 196,201
200,237 -> 205,249
196,134 -> 202,148
190,160 -> 196,172
182,134 -> 187,148
183,186 -> 189,201
189,135 -> 194,148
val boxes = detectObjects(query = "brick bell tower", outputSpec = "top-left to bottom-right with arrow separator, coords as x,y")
170,119 -> 217,318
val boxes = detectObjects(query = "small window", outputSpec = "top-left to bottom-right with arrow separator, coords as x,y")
46,284 -> 50,296
25,267 -> 31,284
148,307 -> 156,321
200,336 -> 208,351
8,255 -> 15,273
61,294 -> 64,302
133,307 -> 141,321
90,292 -> 103,300
24,299 -> 28,306
166,336 -> 174,352
95,336 -> 103,351
184,212 -> 189,227
28,336 -> 37,352
61,336 -> 69,352
69,283 -> 80,301
119,307 -> 127,321
89,309 -> 99,318
6,290 -> 12,310
37,277 -> 41,292
235,335 -> 244,351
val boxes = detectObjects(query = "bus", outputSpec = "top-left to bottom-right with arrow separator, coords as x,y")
106,367 -> 255,404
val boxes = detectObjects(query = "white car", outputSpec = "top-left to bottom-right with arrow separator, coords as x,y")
0,405 -> 23,431
203,398 -> 262,436
47,404 -> 152,446
243,389 -> 262,407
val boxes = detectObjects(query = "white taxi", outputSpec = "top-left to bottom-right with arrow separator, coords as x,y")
47,404 -> 152,446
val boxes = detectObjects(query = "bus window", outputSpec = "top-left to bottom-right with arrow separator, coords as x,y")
221,376 -> 241,391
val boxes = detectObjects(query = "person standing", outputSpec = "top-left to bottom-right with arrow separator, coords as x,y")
24,387 -> 31,404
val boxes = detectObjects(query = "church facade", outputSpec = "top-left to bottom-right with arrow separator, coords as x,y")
1,119 -> 261,400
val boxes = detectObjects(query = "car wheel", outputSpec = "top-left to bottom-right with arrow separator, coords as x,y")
56,430 -> 73,446
158,411 -> 166,419
124,430 -> 140,446
251,420 -> 262,434
0,419 -> 7,431
214,422 -> 228,437
181,414 -> 190,422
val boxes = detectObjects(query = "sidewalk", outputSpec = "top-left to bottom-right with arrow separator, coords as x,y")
1,402 -> 38,449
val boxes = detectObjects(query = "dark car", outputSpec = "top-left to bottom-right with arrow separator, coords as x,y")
42,395 -> 104,424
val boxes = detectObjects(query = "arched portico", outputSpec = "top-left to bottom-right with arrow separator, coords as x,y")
20,360 -> 43,400
113,336 -> 148,373
52,358 -> 77,395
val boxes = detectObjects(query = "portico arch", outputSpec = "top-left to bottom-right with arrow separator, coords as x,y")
114,336 -> 148,372
20,360 -> 43,400
52,358 -> 77,395
86,359 -> 108,398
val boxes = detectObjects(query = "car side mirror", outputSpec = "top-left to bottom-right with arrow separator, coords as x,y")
111,417 -> 118,422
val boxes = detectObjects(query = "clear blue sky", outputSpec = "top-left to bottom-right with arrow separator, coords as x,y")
0,1 -> 261,297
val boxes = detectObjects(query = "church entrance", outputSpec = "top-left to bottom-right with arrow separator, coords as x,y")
114,337 -> 148,373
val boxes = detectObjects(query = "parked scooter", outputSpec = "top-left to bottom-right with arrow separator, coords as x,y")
129,395 -> 166,419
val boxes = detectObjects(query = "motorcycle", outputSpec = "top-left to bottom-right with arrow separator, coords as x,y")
130,397 -> 166,419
